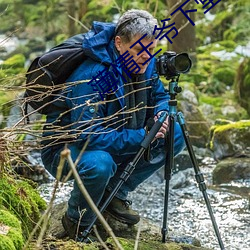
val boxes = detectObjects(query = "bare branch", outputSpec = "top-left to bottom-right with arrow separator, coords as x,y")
68,14 -> 90,32
63,148 -> 124,250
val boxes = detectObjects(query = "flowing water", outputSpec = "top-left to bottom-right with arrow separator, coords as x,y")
38,156 -> 250,250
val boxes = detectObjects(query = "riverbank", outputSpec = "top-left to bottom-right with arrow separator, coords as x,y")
38,155 -> 250,250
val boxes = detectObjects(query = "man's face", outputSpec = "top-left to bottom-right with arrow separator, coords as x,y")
115,35 -> 157,74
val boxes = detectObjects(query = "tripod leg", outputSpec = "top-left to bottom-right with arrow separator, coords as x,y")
162,114 -> 175,243
177,112 -> 225,250
81,112 -> 168,240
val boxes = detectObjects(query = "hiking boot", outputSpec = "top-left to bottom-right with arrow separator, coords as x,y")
61,213 -> 97,243
105,196 -> 140,225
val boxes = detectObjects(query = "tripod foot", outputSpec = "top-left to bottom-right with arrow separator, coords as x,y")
161,227 -> 168,243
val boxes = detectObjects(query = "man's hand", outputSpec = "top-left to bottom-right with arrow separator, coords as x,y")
154,111 -> 169,139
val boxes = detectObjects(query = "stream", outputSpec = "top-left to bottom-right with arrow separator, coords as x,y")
38,155 -> 250,250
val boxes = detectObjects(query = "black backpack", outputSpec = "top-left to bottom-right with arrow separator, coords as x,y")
24,34 -> 87,115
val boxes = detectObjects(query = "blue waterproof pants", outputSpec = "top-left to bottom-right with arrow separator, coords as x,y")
41,122 -> 185,226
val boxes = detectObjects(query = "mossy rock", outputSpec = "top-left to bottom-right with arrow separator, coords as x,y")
0,209 -> 24,250
209,120 -> 250,160
0,174 -> 47,239
213,157 -> 250,184
106,237 -> 210,250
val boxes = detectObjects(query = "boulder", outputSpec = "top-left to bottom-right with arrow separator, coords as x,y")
213,157 -> 250,184
179,100 -> 210,148
209,120 -> 250,160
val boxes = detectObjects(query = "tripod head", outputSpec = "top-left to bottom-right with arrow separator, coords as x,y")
168,76 -> 182,100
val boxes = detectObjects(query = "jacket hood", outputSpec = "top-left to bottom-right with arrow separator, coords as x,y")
82,21 -> 116,64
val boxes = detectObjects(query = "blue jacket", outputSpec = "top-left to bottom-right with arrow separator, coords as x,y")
44,21 -> 170,156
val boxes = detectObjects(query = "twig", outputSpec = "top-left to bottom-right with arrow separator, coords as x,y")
68,14 -> 90,31
134,218 -> 142,250
93,225 -> 110,250
22,154 -> 65,249
61,148 -> 124,250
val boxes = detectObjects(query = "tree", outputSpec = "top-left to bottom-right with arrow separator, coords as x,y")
166,0 -> 196,61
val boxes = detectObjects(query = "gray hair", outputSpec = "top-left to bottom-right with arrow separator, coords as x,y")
115,9 -> 159,43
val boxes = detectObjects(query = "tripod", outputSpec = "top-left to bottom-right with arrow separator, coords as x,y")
82,77 -> 225,250
81,111 -> 168,240
162,77 -> 225,249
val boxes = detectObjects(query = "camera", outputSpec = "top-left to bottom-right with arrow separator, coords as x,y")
156,51 -> 192,79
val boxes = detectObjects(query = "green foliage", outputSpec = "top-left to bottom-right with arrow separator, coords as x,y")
234,57 -> 250,116
199,90 -> 248,121
0,54 -> 26,86
199,95 -> 224,107
1,54 -> 25,69
213,67 -> 235,86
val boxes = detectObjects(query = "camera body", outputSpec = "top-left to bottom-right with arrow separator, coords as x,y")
156,51 -> 192,80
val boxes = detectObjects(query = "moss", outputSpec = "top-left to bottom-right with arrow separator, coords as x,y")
29,239 -> 97,250
0,175 -> 46,239
106,237 -> 209,250
0,209 -> 24,249
209,120 -> 250,151
0,235 -> 16,250
7,228 -> 24,249
0,209 -> 21,229
213,120 -> 250,133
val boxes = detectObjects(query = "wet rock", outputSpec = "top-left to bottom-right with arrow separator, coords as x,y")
12,150 -> 51,183
181,89 -> 198,105
213,157 -> 250,184
179,100 -> 211,148
170,168 -> 193,189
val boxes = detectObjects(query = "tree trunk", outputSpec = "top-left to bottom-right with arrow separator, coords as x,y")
167,0 -> 196,62
78,0 -> 88,20
67,0 -> 77,36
